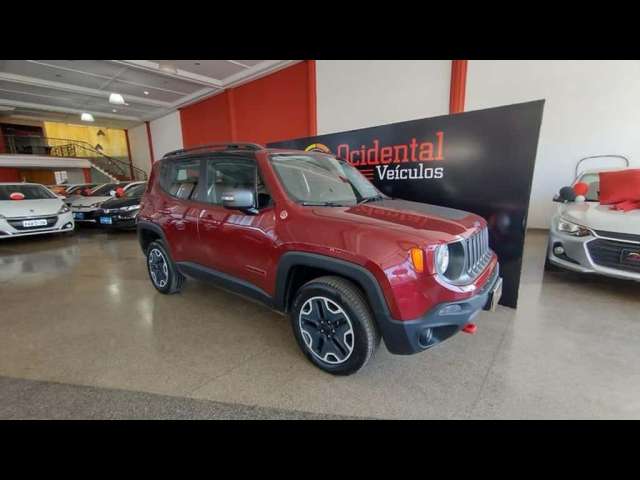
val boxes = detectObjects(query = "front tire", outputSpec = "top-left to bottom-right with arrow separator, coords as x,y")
544,245 -> 561,272
290,276 -> 380,375
146,240 -> 185,294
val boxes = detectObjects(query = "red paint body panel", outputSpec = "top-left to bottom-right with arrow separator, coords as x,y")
139,149 -> 498,322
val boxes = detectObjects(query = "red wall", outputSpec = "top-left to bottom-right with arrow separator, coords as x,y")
0,168 -> 20,182
181,91 -> 232,147
180,61 -> 316,148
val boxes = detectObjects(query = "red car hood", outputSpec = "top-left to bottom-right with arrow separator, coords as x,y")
307,199 -> 485,244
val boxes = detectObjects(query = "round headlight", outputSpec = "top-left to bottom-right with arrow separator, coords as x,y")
435,244 -> 450,275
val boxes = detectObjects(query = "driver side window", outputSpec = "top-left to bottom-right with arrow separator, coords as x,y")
203,157 -> 272,210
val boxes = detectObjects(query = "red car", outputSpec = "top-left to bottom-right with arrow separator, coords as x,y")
137,143 -> 502,375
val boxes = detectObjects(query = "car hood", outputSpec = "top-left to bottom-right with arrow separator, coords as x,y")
0,198 -> 63,218
560,202 -> 640,235
70,196 -> 112,207
309,198 -> 485,242
100,196 -> 141,209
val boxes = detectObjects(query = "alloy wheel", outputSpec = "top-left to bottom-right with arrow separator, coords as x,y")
298,296 -> 355,365
148,248 -> 169,288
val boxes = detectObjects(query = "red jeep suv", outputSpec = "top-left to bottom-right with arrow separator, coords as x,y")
137,143 -> 502,375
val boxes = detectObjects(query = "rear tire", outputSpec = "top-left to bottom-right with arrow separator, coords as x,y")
146,240 -> 185,294
290,276 -> 380,376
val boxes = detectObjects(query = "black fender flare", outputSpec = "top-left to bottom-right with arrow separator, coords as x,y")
274,252 -> 393,323
136,220 -> 168,254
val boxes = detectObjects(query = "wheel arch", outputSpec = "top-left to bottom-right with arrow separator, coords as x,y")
137,220 -> 167,255
274,252 -> 392,321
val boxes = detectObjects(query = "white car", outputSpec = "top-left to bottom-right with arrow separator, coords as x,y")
0,183 -> 75,239
547,155 -> 640,281
69,181 -> 146,223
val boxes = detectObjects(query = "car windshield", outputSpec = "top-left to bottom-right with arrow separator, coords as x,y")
270,153 -> 382,205
67,184 -> 95,194
578,173 -> 600,202
90,184 -> 118,196
0,184 -> 56,200
123,183 -> 146,198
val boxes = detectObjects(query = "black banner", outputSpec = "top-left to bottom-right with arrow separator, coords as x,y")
269,101 -> 544,308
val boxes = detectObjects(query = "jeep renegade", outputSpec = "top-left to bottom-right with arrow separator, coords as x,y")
137,143 -> 502,375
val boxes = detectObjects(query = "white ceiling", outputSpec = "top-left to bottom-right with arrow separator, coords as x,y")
0,60 -> 298,129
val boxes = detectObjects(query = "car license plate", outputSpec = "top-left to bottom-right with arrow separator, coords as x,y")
99,216 -> 112,225
22,219 -> 48,228
74,212 -> 84,220
488,277 -> 503,312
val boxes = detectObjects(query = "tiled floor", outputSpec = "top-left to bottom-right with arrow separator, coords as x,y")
0,228 -> 638,419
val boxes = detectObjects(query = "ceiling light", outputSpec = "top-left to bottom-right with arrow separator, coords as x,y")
109,93 -> 125,105
81,113 -> 95,122
143,91 -> 149,95
158,61 -> 177,74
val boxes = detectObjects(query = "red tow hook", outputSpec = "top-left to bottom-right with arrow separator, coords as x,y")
461,323 -> 477,334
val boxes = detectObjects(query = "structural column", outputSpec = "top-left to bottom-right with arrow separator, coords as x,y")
449,60 -> 468,114
307,60 -> 317,136
145,121 -> 155,165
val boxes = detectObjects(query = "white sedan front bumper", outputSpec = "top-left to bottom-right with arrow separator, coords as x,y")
0,212 -> 75,239
548,216 -> 640,281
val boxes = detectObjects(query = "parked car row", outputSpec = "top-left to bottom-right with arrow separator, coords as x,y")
0,181 -> 147,240
68,181 -> 146,229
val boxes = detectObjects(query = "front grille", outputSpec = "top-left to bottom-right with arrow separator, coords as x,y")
594,230 -> 640,243
7,216 -> 58,231
464,227 -> 492,277
587,238 -> 640,274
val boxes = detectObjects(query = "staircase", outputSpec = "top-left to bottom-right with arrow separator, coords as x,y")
2,135 -> 148,182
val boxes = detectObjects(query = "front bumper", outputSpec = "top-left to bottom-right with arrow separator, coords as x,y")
548,224 -> 640,281
71,207 -> 101,223
0,212 -> 75,239
378,263 -> 501,355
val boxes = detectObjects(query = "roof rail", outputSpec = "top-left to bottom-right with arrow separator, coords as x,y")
163,142 -> 264,158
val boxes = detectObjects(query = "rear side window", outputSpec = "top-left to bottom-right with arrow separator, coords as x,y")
160,158 -> 201,200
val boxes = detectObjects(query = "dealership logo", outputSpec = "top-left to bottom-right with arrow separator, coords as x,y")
304,143 -> 332,154
307,132 -> 445,182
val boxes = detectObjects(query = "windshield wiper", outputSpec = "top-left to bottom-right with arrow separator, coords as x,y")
301,201 -> 349,207
358,195 -> 385,204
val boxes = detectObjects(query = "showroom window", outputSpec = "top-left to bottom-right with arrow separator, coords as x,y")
160,158 -> 202,201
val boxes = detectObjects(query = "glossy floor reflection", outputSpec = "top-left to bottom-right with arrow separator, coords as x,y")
0,228 -> 638,419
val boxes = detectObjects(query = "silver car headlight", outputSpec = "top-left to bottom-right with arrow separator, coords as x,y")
435,244 -> 450,275
556,218 -> 591,237
121,205 -> 140,212
57,205 -> 70,214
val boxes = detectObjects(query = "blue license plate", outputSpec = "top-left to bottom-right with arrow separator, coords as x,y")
99,216 -> 113,225
74,212 -> 84,220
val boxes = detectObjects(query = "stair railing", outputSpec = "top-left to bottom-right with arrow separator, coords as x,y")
1,135 -> 148,181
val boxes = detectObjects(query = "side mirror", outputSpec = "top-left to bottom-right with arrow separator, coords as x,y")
221,189 -> 257,214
